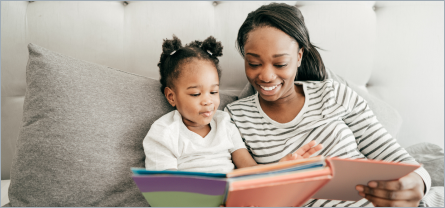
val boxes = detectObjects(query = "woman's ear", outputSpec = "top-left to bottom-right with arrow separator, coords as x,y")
164,87 -> 176,107
297,47 -> 304,67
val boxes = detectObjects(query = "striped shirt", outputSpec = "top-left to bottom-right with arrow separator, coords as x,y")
225,79 -> 432,207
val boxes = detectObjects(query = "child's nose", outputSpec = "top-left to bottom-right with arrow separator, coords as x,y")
201,97 -> 213,106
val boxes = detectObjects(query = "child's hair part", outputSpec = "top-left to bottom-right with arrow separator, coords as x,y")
158,35 -> 223,94
236,3 -> 326,81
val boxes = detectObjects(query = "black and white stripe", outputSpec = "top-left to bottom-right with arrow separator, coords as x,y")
226,79 -> 432,207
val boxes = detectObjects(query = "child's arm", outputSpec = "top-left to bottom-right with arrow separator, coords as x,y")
143,115 -> 179,171
231,148 -> 258,168
231,140 -> 323,169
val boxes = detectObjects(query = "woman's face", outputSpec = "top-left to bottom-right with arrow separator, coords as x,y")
243,26 -> 303,103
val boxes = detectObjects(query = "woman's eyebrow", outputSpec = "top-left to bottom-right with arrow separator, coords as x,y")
272,53 -> 290,58
246,53 -> 290,58
246,53 -> 260,57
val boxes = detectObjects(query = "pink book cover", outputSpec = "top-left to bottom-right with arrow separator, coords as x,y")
311,157 -> 421,201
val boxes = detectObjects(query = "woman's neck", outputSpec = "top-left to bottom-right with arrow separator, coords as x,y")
259,84 -> 305,123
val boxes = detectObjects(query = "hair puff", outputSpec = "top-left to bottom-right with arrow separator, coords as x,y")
201,36 -> 223,57
161,35 -> 182,55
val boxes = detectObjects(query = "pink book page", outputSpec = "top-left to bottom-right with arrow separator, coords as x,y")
229,167 -> 332,189
226,175 -> 332,207
311,157 -> 421,201
227,156 -> 325,178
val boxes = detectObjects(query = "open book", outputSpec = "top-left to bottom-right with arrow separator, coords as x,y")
131,156 -> 420,207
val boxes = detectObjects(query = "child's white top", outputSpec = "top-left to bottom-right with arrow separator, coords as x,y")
143,110 -> 246,173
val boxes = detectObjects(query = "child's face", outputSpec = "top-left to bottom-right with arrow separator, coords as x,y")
165,59 -> 220,128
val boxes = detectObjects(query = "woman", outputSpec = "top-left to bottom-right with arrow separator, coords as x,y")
225,3 -> 430,207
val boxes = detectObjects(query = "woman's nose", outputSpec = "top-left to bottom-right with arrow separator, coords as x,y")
258,65 -> 276,82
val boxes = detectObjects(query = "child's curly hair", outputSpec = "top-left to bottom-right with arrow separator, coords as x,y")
158,35 -> 224,94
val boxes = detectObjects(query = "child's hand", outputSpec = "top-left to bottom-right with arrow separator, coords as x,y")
279,140 -> 323,162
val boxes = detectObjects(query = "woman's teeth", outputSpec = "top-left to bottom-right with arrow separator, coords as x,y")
260,85 -> 278,91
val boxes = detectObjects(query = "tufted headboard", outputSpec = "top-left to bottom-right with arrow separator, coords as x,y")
1,1 -> 443,180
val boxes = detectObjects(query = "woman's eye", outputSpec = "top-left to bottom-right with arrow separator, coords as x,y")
248,63 -> 260,67
275,64 -> 288,68
211,91 -> 219,94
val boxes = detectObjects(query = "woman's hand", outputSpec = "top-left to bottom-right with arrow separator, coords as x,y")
279,141 -> 323,162
355,172 -> 425,207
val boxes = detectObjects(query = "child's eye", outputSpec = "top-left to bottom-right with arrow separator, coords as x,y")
211,91 -> 219,94
190,93 -> 200,97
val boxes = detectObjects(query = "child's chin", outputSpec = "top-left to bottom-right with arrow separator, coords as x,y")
198,117 -> 213,125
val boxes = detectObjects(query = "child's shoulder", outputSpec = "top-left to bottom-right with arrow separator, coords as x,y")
212,110 -> 238,134
152,110 -> 180,128
212,110 -> 231,122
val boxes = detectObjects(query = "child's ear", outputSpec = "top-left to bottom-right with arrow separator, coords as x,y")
164,87 -> 176,107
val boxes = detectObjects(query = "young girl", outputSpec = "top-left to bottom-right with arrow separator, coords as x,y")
143,35 -> 322,173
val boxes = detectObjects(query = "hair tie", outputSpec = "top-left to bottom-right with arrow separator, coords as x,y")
207,50 -> 213,56
170,50 -> 177,55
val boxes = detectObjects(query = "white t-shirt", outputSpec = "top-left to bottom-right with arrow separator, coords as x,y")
143,110 -> 246,173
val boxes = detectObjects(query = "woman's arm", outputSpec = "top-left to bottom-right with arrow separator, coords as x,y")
338,81 -> 430,206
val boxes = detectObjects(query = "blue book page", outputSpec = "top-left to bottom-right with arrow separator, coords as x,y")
131,168 -> 227,178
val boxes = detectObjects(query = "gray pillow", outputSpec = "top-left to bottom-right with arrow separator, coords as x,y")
405,142 -> 444,187
237,68 -> 403,138
8,43 -> 236,206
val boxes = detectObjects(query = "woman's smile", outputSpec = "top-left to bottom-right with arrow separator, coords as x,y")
258,83 -> 282,95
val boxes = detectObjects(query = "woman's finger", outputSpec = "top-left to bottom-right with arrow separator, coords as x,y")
361,186 -> 422,201
293,141 -> 319,156
368,172 -> 421,191
293,141 -> 317,155
364,193 -> 420,207
301,144 -> 323,158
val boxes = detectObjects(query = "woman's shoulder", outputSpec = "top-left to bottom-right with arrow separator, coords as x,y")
299,79 -> 352,98
297,78 -> 343,90
300,79 -> 354,108
225,94 -> 257,110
